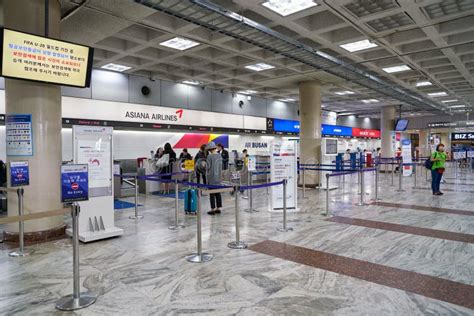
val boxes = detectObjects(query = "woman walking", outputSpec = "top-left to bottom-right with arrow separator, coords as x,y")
430,143 -> 447,195
206,142 -> 223,215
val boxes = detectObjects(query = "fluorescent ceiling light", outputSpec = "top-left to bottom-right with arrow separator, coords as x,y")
159,37 -> 200,51
238,90 -> 257,95
428,92 -> 448,97
382,65 -> 411,73
416,81 -> 432,87
245,63 -> 275,71
441,99 -> 458,103
339,39 -> 378,52
182,80 -> 201,86
361,99 -> 379,104
279,98 -> 296,102
448,105 -> 466,108
335,91 -> 355,95
262,0 -> 318,16
101,63 -> 131,72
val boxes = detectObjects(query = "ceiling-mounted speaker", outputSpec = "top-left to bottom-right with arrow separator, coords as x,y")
141,85 -> 151,96
239,100 -> 244,108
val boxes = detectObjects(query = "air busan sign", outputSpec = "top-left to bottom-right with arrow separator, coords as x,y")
125,109 -> 183,122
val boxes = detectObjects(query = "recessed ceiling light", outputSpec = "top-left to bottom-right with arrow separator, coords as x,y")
441,99 -> 458,103
382,65 -> 411,73
279,98 -> 296,102
335,91 -> 355,95
159,37 -> 200,51
339,39 -> 378,52
361,99 -> 379,103
428,92 -> 448,97
238,90 -> 257,95
416,81 -> 432,87
261,0 -> 318,16
245,63 -> 275,71
182,80 -> 201,85
101,63 -> 131,72
448,105 -> 466,108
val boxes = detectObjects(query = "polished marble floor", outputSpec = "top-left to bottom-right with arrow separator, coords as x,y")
0,165 -> 473,315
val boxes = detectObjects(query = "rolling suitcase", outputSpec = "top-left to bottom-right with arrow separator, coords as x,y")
184,189 -> 198,215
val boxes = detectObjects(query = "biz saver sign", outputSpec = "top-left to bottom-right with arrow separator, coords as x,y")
61,96 -> 266,130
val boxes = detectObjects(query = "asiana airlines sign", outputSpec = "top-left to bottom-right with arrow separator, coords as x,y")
124,109 -> 183,122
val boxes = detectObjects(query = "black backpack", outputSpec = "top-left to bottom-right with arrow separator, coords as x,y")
424,152 -> 436,170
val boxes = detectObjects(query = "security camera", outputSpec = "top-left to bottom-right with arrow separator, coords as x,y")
239,100 -> 244,108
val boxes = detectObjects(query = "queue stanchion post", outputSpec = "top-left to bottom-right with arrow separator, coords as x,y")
277,180 -> 293,232
245,171 -> 258,213
324,173 -> 330,216
374,163 -> 381,202
56,203 -> 97,311
425,165 -> 429,182
169,179 -> 185,230
228,185 -> 247,249
356,169 -> 367,206
129,175 -> 143,220
413,163 -> 417,189
302,167 -> 307,199
9,187 -> 30,257
397,161 -> 405,192
186,189 -> 213,263
390,159 -> 395,186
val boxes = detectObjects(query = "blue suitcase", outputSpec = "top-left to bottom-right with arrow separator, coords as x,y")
184,189 -> 198,214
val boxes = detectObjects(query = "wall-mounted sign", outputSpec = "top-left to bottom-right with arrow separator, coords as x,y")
321,124 -> 352,137
1,27 -> 94,87
10,161 -> 29,187
451,132 -> 474,140
6,114 -> 33,156
61,164 -> 89,203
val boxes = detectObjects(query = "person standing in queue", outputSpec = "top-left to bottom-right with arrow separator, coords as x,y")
431,143 -> 447,196
179,148 -> 192,161
195,144 -> 207,184
217,143 -> 229,181
162,143 -> 176,194
206,142 -> 223,215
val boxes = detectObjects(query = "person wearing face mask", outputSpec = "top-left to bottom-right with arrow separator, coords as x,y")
430,143 -> 447,195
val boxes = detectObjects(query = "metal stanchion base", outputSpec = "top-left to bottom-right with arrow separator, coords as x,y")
227,241 -> 248,249
129,215 -> 144,220
356,202 -> 369,206
185,253 -> 214,263
277,227 -> 293,232
168,224 -> 185,230
395,189 -> 406,192
9,250 -> 31,257
244,208 -> 259,213
241,196 -> 249,200
55,293 -> 97,311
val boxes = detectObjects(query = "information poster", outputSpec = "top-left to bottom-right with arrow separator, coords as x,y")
270,141 -> 297,211
247,155 -> 257,172
1,28 -> 93,87
6,114 -> 33,156
453,151 -> 466,160
10,161 -> 29,187
73,126 -> 113,197
61,164 -> 89,203
401,139 -> 412,176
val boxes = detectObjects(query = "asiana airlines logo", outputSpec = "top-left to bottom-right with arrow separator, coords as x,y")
125,109 -> 183,122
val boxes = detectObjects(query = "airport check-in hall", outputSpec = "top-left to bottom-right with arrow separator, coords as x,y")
0,0 -> 473,314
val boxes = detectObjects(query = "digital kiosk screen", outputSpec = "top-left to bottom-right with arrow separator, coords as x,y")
0,28 -> 94,87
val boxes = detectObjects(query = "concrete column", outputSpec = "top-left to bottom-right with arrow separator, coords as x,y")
380,106 -> 396,158
418,130 -> 429,157
299,81 -> 321,186
4,0 -> 65,241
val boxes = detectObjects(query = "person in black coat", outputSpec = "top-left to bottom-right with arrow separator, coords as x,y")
162,143 -> 176,194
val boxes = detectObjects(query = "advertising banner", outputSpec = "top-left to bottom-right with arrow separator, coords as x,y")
9,161 -> 29,187
401,139 -> 413,176
61,164 -> 89,203
270,140 -> 297,211
1,28 -> 93,87
247,155 -> 257,172
6,114 -> 33,156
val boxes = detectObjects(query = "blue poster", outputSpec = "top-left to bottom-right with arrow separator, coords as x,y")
61,164 -> 89,203
6,114 -> 33,156
10,161 -> 30,187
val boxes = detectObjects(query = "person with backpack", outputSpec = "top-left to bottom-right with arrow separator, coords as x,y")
206,142 -> 223,215
194,144 -> 207,184
430,143 -> 447,195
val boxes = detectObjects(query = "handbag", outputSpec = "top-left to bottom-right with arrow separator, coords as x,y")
437,167 -> 445,174
156,153 -> 169,168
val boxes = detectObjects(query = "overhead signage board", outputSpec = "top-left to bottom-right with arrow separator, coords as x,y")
321,124 -> 352,137
10,161 -> 29,187
451,132 -> 474,140
273,119 -> 300,133
1,28 -> 94,87
352,128 -> 381,138
61,164 -> 89,203
6,114 -> 33,156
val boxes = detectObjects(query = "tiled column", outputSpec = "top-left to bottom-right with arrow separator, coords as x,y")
4,0 -> 65,241
380,106 -> 396,158
299,81 -> 321,186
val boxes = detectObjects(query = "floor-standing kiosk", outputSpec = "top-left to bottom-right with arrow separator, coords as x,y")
320,138 -> 338,190
270,140 -> 298,212
71,126 -> 124,242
